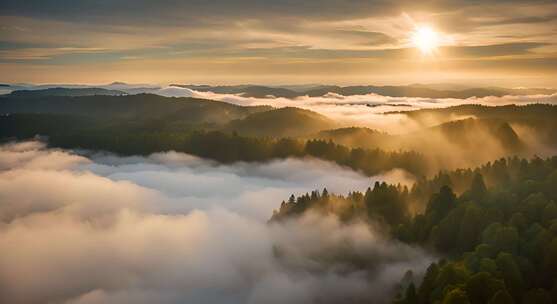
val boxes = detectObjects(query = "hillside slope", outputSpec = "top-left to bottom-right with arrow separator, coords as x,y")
227,107 -> 336,137
313,127 -> 393,149
0,93 -> 272,125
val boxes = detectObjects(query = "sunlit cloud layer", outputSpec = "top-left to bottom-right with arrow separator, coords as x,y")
0,0 -> 555,85
0,141 -> 431,304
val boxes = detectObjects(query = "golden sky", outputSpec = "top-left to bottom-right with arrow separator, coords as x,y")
1,0 -> 556,87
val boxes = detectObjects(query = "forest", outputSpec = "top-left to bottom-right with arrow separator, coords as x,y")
272,156 -> 557,303
2,0 -> 557,303
1,90 -> 557,303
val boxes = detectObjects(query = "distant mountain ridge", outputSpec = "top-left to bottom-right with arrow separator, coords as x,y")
1,83 -> 162,96
8,87 -> 126,97
0,93 -> 271,125
171,84 -> 301,98
0,93 -> 337,137
5,83 -> 555,99
173,84 -> 557,99
390,104 -> 557,126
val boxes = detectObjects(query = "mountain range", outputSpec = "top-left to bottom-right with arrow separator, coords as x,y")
173,84 -> 557,99
4,83 -> 556,99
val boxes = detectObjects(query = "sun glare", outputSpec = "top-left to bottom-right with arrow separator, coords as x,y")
412,26 -> 439,54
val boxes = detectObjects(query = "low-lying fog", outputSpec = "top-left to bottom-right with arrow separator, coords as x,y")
155,86 -> 557,133
0,141 -> 432,304
4,84 -> 556,134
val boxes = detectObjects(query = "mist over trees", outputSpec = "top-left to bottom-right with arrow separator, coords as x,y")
1,89 -> 557,304
2,0 -> 557,300
0,113 -> 429,176
273,156 -> 557,303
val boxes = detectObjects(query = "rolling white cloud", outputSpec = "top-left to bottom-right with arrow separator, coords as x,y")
0,141 -> 432,304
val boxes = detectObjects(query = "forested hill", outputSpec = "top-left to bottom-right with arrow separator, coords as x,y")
394,104 -> 557,150
314,118 -> 524,152
393,104 -> 557,126
227,107 -> 337,137
271,155 -> 557,304
7,87 -> 126,97
2,93 -> 555,178
0,93 -> 430,176
0,93 -> 336,137
0,93 -> 271,124
312,118 -> 529,172
0,113 -> 429,176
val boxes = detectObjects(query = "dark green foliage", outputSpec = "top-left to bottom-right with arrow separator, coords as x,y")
465,272 -> 505,304
488,290 -> 514,304
391,156 -> 557,304
467,172 -> 487,201
304,139 -> 428,177
442,288 -> 471,304
0,113 -> 429,176
417,263 -> 440,304
271,155 -> 557,304
271,182 -> 409,225
271,188 -> 366,223
364,181 -> 408,225
521,288 -> 552,304
227,107 -> 336,137
404,283 -> 418,304
0,93 -> 270,124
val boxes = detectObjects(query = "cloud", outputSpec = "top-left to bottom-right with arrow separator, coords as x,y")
1,1 -> 555,87
445,42 -> 548,58
0,140 -> 89,170
151,86 -> 195,97
0,46 -> 109,61
0,1 -> 401,25
0,141 -> 431,304
1,0 -> 553,27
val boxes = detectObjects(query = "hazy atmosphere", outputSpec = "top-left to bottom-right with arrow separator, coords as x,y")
1,1 -> 557,304
0,141 -> 433,303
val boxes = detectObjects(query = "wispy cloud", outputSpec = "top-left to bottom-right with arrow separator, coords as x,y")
0,1 -> 555,85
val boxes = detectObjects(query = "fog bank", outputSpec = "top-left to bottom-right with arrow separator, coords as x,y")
0,141 -> 432,304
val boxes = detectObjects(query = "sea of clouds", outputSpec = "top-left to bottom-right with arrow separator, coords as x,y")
0,141 -> 432,304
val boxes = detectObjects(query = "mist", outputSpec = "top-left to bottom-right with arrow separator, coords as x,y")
154,87 -> 556,171
152,86 -> 557,133
0,141 -> 432,304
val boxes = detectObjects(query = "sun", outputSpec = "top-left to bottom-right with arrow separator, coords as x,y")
412,26 -> 439,54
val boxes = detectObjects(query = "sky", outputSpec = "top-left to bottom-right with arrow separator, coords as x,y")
0,0 -> 556,86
